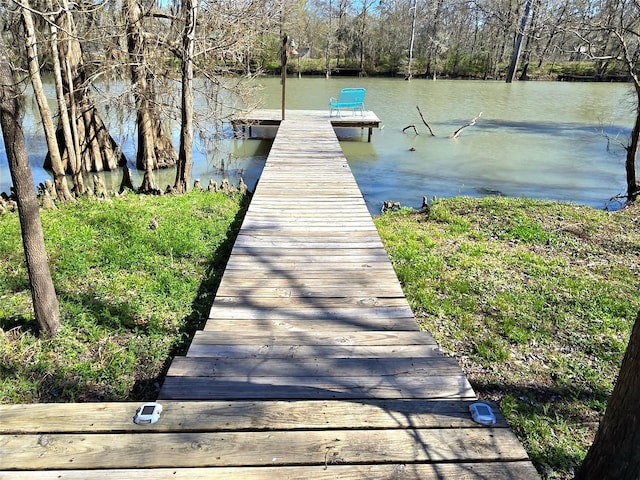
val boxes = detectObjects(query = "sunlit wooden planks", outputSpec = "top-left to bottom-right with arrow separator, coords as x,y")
0,464 -> 541,480
161,115 -> 473,403
0,400 -> 506,434
156,114 -> 536,476
1,429 -> 527,470
0,399 -> 538,478
161,116 -> 474,402
0,400 -> 527,471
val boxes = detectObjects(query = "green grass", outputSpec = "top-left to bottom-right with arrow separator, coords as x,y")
374,196 -> 640,479
0,190 -> 247,403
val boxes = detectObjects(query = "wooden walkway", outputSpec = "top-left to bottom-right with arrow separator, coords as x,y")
0,111 -> 539,479
231,108 -> 381,141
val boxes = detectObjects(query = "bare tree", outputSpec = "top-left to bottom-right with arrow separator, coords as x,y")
0,49 -> 60,336
125,0 -> 169,193
357,0 -> 375,76
326,0 -> 333,78
406,0 -> 417,79
506,0 -> 533,83
424,0 -> 445,78
617,31 -> 640,202
48,3 -> 126,177
174,0 -> 197,193
20,0 -> 72,201
570,8 -> 640,475
48,0 -> 84,195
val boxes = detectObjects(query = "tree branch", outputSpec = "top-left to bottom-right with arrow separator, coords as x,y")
416,105 -> 435,136
449,112 -> 482,139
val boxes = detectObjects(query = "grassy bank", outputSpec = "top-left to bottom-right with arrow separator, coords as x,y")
0,191 -> 247,403
374,196 -> 640,479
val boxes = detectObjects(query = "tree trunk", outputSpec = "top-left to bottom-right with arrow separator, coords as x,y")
625,122 -> 639,202
0,51 -> 61,336
47,7 -> 126,175
126,0 -> 176,194
126,0 -> 158,193
577,310 -> 640,479
175,0 -> 197,193
506,0 -> 532,83
406,0 -> 417,80
21,0 -> 72,202
625,80 -> 640,202
358,0 -> 368,77
48,2 -> 84,195
61,3 -> 85,194
325,0 -> 332,79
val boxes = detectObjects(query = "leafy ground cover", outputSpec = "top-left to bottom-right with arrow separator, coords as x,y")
0,191 -> 247,403
374,196 -> 640,479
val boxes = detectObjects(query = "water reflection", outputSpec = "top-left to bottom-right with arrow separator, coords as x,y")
0,77 -> 634,212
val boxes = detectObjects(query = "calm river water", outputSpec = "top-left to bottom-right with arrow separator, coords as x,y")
0,77 -> 634,213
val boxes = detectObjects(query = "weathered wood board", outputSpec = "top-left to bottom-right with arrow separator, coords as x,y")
1,400 -> 537,478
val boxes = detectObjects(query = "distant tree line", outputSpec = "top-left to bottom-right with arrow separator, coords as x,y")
268,0 -> 634,81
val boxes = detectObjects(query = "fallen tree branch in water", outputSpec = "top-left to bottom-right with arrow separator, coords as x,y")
403,124 -> 419,135
416,106 -> 435,136
449,112 -> 482,139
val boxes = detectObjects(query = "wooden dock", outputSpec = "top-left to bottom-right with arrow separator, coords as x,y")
0,111 -> 539,479
231,108 -> 381,141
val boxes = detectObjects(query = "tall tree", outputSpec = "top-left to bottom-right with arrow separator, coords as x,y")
48,4 -> 126,176
20,0 -> 72,201
577,310 -> 640,479
406,0 -> 417,79
0,49 -> 61,336
424,0 -> 445,78
174,0 -> 197,193
615,26 -> 640,202
48,0 -> 84,195
621,56 -> 640,203
376,0 -> 411,75
326,0 -> 333,78
506,0 -> 533,82
126,0 -> 160,193
357,0 -> 368,76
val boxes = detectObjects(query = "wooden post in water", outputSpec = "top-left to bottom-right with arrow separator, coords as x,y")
281,34 -> 288,121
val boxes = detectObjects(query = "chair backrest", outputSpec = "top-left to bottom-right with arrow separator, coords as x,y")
338,88 -> 366,104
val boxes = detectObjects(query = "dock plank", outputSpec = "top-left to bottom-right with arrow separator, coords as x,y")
159,375 -> 475,400
203,318 -> 421,332
16,426 -> 518,464
190,329 -> 435,344
166,356 -> 464,377
210,296 -> 411,307
206,306 -> 416,321
0,463 -> 541,480
0,400 -> 506,434
186,344 -> 442,358
1,428 -> 526,470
